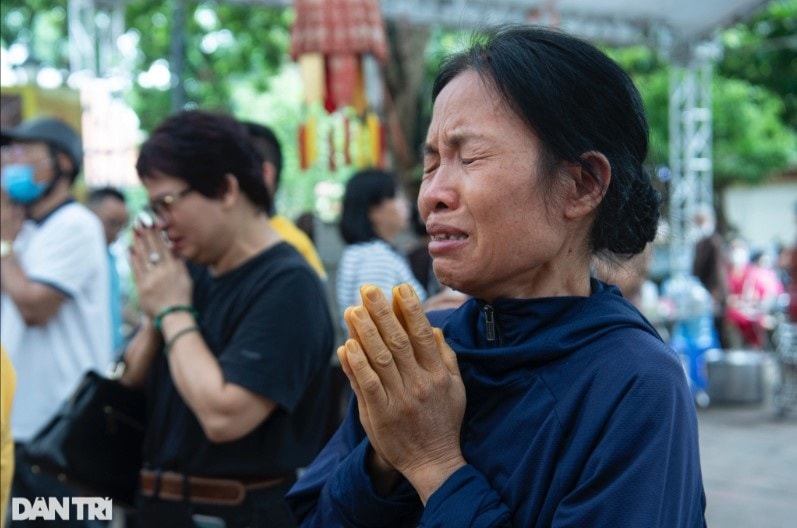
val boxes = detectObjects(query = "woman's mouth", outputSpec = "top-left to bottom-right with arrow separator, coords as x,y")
431,233 -> 468,241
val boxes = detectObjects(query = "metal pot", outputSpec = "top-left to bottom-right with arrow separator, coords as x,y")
706,349 -> 765,404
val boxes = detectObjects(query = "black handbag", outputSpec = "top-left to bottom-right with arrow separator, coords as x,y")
22,368 -> 146,507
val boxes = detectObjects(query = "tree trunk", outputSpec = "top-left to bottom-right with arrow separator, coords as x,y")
383,20 -> 431,192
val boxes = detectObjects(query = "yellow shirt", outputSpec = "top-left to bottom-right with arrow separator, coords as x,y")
1,345 -> 15,528
270,215 -> 327,280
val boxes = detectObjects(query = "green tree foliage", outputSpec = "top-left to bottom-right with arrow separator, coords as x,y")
712,77 -> 796,184
605,45 -> 671,166
1,0 -> 312,209
1,1 -> 69,69
2,0 -> 291,132
125,1 -> 292,132
610,38 -> 796,187
718,0 -> 797,131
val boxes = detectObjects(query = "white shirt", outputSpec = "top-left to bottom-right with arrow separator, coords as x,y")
336,239 -> 427,331
1,201 -> 111,441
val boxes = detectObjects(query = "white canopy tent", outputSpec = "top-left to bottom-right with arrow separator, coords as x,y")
380,0 -> 764,46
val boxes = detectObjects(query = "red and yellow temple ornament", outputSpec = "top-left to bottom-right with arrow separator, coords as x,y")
290,0 -> 388,171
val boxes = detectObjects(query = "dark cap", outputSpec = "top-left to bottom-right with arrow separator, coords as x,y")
1,117 -> 83,173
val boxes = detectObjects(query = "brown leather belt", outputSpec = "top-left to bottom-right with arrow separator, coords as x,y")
139,469 -> 292,506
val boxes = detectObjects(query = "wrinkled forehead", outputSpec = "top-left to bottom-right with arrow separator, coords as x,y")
427,73 -> 523,145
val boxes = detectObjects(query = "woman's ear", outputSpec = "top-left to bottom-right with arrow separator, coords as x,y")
262,161 -> 277,196
222,173 -> 240,208
562,150 -> 611,220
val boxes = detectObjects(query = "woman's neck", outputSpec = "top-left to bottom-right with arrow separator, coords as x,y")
210,213 -> 280,275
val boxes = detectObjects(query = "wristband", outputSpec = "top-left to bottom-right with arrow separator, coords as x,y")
153,304 -> 198,331
164,325 -> 200,356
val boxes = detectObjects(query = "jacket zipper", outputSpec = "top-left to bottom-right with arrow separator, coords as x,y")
484,304 -> 497,342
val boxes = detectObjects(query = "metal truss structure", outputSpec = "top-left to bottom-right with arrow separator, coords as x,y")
68,0 -> 126,78
667,40 -> 720,274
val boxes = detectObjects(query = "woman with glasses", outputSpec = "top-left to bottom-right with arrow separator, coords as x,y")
120,110 -> 334,528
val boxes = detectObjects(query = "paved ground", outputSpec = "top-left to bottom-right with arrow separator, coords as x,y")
698,356 -> 797,528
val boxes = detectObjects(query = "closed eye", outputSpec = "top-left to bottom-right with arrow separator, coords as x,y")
422,152 -> 439,175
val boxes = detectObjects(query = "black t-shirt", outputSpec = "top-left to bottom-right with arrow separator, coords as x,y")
141,242 -> 334,477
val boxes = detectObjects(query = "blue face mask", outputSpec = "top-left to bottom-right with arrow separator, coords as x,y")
1,164 -> 47,204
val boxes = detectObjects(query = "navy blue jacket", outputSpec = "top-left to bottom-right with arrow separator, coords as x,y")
287,280 -> 707,527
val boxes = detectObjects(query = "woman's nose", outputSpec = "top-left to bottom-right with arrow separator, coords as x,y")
419,169 -> 458,215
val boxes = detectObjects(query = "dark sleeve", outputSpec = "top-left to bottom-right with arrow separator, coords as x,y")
554,344 -> 707,527
286,397 -> 422,527
416,466 -> 511,528
218,267 -> 333,411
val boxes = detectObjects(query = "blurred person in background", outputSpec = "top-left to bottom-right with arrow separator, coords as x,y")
335,168 -> 428,330
0,193 -> 20,528
119,110 -> 333,527
88,186 -> 130,356
691,202 -> 729,347
774,243 -> 791,290
1,343 -> 15,528
1,117 -> 110,527
295,211 -> 317,243
790,202 -> 797,322
726,239 -> 784,348
243,121 -> 327,280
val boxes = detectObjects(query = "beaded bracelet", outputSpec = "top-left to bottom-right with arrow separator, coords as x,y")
153,304 -> 198,331
164,325 -> 200,357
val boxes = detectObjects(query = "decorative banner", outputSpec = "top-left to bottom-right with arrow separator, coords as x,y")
298,53 -> 325,106
291,0 -> 388,171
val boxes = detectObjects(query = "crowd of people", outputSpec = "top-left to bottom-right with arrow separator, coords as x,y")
691,206 -> 790,350
1,22 -> 794,528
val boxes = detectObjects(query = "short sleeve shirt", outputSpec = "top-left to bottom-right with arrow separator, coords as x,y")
142,242 -> 335,476
1,201 -> 111,440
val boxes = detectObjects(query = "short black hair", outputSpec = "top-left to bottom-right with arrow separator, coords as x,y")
88,186 -> 125,205
136,110 -> 271,213
433,25 -> 660,258
339,168 -> 399,244
243,121 -> 283,186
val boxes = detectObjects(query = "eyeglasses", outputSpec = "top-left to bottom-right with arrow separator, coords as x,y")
144,188 -> 194,219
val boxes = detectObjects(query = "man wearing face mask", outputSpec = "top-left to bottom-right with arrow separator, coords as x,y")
1,117 -> 110,525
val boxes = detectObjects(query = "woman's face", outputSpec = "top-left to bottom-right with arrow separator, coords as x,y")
419,70 -> 582,301
369,192 -> 409,243
143,172 -> 227,264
